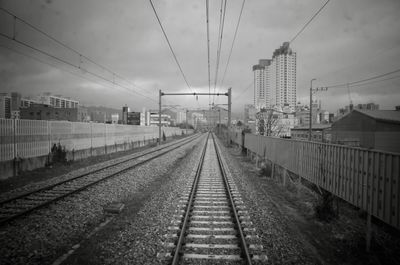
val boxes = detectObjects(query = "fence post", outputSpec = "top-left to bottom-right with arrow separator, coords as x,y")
271,162 -> 275,179
104,123 -> 107,154
90,122 -> 93,157
13,118 -> 17,177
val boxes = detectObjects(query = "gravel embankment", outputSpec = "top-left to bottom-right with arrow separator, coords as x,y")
62,134 -> 206,265
0,135 -> 198,202
215,139 -> 324,265
0,134 -> 205,265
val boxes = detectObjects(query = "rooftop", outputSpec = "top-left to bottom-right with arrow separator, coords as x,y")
355,109 -> 400,124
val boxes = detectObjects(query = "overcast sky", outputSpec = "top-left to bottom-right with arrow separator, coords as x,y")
0,0 -> 399,116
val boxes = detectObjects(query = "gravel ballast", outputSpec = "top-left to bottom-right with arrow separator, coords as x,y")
62,134 -> 207,265
0,135 -> 206,265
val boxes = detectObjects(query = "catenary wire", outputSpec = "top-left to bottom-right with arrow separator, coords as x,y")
289,0 -> 331,44
0,44 -> 159,106
148,0 -> 193,93
324,68 -> 400,88
206,0 -> 211,108
220,0 -> 246,87
213,0 -> 227,104
0,7 -> 155,99
0,33 -> 158,104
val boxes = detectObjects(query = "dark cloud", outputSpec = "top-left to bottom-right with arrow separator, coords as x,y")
0,0 -> 399,114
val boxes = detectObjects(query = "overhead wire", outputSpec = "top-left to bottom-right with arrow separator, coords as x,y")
220,0 -> 246,87
324,68 -> 400,89
206,0 -> 211,108
289,0 -> 331,44
0,43 -> 158,105
213,0 -> 227,104
0,7 -> 156,100
148,0 -> 193,93
233,81 -> 253,100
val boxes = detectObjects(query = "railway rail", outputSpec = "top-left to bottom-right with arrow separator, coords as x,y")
161,133 -> 267,264
0,133 -> 201,227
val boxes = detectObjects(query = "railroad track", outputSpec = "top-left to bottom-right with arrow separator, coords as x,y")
0,133 -> 202,227
160,133 -> 267,264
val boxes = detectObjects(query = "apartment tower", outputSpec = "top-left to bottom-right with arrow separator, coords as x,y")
270,42 -> 297,111
252,59 -> 271,110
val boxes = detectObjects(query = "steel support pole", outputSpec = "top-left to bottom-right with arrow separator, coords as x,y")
218,109 -> 221,136
186,110 -> 188,135
309,79 -> 316,141
159,89 -> 162,145
228,87 -> 232,145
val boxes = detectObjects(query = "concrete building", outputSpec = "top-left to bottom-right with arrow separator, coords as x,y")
291,124 -> 332,142
20,103 -> 78,121
90,111 -> 107,123
0,93 -> 11,119
111,113 -> 119,124
252,59 -> 271,110
331,109 -> 400,153
149,112 -> 171,127
127,112 -> 141,125
244,104 -> 257,124
270,42 -> 297,111
36,93 -> 79,108
77,107 -> 91,122
252,42 -> 297,112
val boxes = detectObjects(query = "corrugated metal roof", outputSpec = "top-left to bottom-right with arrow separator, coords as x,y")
356,109 -> 400,123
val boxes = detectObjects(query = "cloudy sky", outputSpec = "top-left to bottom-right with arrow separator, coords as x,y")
0,0 -> 399,116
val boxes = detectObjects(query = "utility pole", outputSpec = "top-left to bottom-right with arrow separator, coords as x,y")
228,87 -> 232,145
218,109 -> 221,136
186,109 -> 188,135
228,87 -> 232,127
158,89 -> 162,145
309,79 -> 316,141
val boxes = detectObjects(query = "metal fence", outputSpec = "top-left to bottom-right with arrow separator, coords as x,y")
233,132 -> 400,230
0,119 -> 190,161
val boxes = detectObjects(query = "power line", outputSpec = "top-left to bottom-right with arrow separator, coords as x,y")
0,7 -> 156,100
289,0 -> 331,44
213,0 -> 227,103
325,68 -> 400,88
233,81 -> 253,100
148,0 -> 193,93
348,74 -> 400,88
0,35 -> 158,104
206,0 -> 211,108
220,0 -> 246,87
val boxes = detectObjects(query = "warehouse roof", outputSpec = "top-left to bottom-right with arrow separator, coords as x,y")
356,109 -> 400,124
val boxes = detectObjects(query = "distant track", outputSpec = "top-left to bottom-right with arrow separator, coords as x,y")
0,134 -> 201,227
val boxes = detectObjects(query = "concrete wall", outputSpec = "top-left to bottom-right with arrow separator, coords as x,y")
0,118 -> 193,179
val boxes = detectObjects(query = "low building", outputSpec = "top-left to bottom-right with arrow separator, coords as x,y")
78,107 -> 91,122
36,93 -> 79,108
331,109 -> 400,153
20,103 -> 78,121
127,112 -> 140,125
291,124 -> 332,142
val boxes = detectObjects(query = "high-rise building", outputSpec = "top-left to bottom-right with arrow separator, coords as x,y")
253,42 -> 297,112
270,42 -> 297,111
252,59 -> 271,110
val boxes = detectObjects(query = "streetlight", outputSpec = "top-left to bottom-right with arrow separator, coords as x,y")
309,78 -> 316,141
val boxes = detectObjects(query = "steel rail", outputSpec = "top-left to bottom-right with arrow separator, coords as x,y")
0,134 -> 202,227
212,133 -> 253,264
171,132 -> 209,265
0,133 -> 199,206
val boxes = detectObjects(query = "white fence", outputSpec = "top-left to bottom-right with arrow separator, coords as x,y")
0,119 -> 190,162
